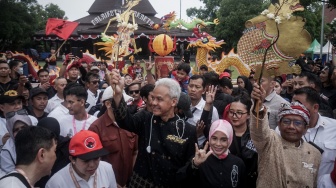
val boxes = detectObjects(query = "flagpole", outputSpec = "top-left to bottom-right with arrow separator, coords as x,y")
55,40 -> 67,56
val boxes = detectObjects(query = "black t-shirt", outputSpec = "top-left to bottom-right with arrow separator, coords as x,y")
27,106 -> 49,121
229,129 -> 258,188
0,79 -> 18,95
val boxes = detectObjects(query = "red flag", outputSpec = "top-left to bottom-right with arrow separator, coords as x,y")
45,18 -> 79,40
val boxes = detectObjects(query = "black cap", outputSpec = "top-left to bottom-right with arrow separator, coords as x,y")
30,87 -> 48,99
0,90 -> 24,104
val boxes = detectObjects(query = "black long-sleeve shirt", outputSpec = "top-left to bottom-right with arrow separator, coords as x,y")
193,154 -> 246,188
113,98 -> 197,187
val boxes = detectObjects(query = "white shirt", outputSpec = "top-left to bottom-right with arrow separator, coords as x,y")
58,114 -> 97,137
0,116 -> 37,147
264,90 -> 289,129
46,161 -> 117,188
303,114 -> 336,178
318,174 -> 336,188
0,138 -> 16,175
0,118 -> 7,147
45,94 -> 64,113
47,104 -> 69,120
86,89 -> 101,112
0,171 -> 27,187
187,98 -> 219,145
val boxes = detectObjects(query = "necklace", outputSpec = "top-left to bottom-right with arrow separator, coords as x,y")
175,115 -> 185,139
146,114 -> 186,154
72,114 -> 88,135
0,82 -> 10,93
69,164 -> 97,188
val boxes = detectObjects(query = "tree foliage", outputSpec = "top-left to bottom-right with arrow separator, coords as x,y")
187,0 -> 267,52
186,0 -> 332,51
216,0 -> 266,52
0,0 -> 66,50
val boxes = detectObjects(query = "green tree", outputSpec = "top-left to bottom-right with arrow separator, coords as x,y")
0,0 -> 37,50
186,0 -> 267,52
0,1 -> 67,50
215,0 -> 266,52
186,0 -> 330,51
45,3 -> 67,20
187,0 -> 222,21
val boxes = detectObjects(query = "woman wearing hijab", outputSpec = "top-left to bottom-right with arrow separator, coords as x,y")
192,119 -> 246,188
0,110 -> 32,176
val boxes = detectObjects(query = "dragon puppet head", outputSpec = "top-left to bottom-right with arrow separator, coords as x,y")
159,11 -> 177,30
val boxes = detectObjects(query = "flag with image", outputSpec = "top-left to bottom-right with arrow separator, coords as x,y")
45,18 -> 79,40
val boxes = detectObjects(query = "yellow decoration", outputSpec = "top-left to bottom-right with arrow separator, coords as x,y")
237,0 -> 308,78
152,34 -> 174,57
194,48 -> 251,76
4,90 -> 18,96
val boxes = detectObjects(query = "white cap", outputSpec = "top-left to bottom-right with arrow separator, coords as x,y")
101,86 -> 133,103
101,86 -> 113,101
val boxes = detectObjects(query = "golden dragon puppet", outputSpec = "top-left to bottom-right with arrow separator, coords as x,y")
160,11 -> 251,76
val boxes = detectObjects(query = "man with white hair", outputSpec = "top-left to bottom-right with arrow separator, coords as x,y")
110,69 -> 197,187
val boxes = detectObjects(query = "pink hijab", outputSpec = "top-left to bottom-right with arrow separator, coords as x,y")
209,119 -> 233,159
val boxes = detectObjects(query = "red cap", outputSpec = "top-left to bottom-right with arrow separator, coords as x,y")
219,72 -> 231,79
69,130 -> 109,160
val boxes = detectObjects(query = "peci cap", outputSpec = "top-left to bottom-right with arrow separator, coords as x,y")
278,101 -> 310,125
177,93 -> 193,118
0,90 -> 24,104
69,130 -> 109,160
30,87 -> 48,99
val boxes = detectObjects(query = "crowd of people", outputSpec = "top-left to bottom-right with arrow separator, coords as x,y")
0,51 -> 335,188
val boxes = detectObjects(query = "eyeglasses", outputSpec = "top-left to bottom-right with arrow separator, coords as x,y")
90,80 -> 99,85
281,118 -> 306,128
6,109 -> 28,119
228,110 -> 248,118
129,90 -> 140,94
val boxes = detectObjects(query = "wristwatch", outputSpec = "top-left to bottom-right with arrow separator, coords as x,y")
253,105 -> 266,118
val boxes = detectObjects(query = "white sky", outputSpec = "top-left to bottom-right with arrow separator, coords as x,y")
37,0 -> 204,22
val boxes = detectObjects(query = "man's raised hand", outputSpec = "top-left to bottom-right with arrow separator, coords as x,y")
110,69 -> 124,96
